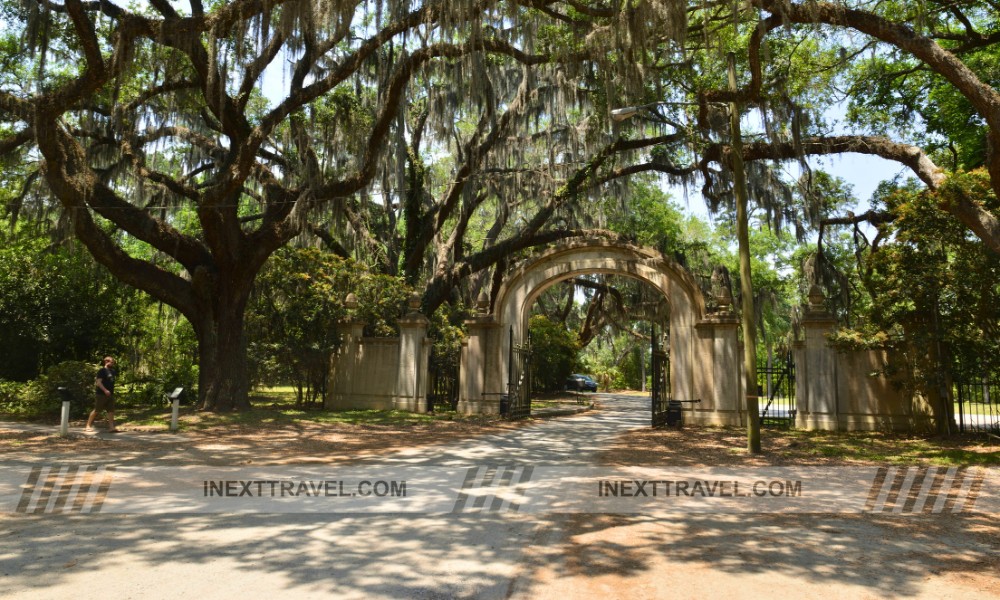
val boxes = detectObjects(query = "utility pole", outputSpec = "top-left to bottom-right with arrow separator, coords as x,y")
728,52 -> 761,454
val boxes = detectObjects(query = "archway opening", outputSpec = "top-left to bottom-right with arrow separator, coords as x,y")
526,273 -> 669,395
459,240 -> 743,427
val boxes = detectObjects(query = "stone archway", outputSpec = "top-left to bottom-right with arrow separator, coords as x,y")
458,239 -> 745,425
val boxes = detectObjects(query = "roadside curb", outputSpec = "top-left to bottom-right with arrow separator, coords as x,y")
531,403 -> 594,418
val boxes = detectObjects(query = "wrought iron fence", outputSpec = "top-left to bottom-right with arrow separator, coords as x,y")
427,348 -> 459,412
954,376 -> 1000,435
757,353 -> 796,428
651,347 -> 670,427
503,327 -> 532,420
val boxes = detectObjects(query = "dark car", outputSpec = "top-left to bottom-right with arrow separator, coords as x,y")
565,374 -> 598,392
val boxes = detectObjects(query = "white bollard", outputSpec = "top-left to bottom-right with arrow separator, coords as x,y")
170,397 -> 180,432
60,400 -> 70,437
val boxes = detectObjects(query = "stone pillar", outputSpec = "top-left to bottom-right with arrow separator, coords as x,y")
800,285 -> 839,429
712,314 -> 741,421
692,287 -> 742,426
792,339 -> 807,428
483,321 -> 505,406
327,315 -> 366,410
397,293 -> 430,412
459,315 -> 500,414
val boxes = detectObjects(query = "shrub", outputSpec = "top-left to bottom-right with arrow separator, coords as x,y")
528,315 -> 581,392
24,360 -> 96,419
117,378 -> 163,407
0,379 -> 22,413
588,366 -> 628,391
156,361 -> 198,399
119,363 -> 198,407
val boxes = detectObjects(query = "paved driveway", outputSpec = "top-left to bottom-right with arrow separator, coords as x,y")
1,394 -> 997,599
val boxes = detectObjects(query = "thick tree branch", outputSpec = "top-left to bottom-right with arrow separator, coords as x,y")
737,135 -> 947,188
0,128 -> 34,154
750,0 -> 1000,214
713,132 -> 1000,254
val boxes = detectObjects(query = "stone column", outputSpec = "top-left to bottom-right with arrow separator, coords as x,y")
398,294 -> 430,412
693,288 -> 742,426
800,285 -> 839,429
327,307 -> 366,410
712,314 -> 742,421
459,316 -> 499,414
792,339 -> 807,428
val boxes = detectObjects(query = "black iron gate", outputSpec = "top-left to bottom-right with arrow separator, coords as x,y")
503,327 -> 532,420
955,375 -> 1000,434
757,352 -> 796,428
651,328 -> 671,427
427,346 -> 459,412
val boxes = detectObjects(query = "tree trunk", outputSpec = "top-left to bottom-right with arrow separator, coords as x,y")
728,53 -> 761,454
194,280 -> 253,412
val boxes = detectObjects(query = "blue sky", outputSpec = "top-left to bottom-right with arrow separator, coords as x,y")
670,151 -> 905,225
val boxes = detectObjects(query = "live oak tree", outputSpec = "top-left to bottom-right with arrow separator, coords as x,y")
0,0 -> 691,410
7,0 -> 1000,416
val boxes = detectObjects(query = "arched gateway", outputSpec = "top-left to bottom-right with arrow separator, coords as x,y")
458,239 -> 746,425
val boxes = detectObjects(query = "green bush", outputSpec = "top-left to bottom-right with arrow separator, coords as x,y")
119,363 -> 198,407
528,315 -> 581,392
0,379 -> 22,413
118,378 -> 163,407
23,360 -> 96,419
587,365 -> 628,391
247,247 -> 412,403
156,361 -> 198,399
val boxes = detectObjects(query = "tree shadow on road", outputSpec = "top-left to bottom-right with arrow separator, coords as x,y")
513,512 -> 1000,598
1,511 -> 997,598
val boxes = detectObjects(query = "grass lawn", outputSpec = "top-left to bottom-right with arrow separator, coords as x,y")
778,427 -> 1000,466
111,386 -> 497,431
2,388 -> 997,467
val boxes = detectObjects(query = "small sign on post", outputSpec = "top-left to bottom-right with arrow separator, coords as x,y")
167,387 -> 184,432
56,386 -> 73,437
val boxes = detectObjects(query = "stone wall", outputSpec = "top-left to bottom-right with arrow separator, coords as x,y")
325,296 -> 431,413
793,292 -> 936,432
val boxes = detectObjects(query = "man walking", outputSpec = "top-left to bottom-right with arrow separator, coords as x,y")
86,356 -> 118,433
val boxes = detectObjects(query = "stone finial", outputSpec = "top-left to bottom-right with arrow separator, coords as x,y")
476,290 -> 490,315
807,283 -> 825,310
715,286 -> 732,313
344,292 -> 358,310
408,292 -> 422,312
401,292 -> 429,324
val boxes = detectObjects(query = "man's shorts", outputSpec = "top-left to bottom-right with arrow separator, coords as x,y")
94,392 -> 115,412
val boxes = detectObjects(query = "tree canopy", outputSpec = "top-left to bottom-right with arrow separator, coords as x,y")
5,0 -> 1000,410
